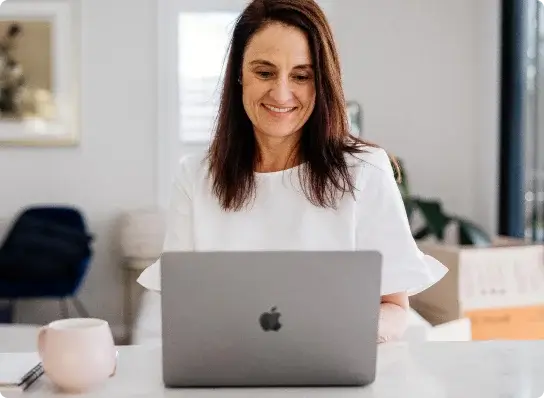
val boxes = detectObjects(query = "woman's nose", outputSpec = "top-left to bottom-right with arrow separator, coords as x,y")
269,78 -> 293,104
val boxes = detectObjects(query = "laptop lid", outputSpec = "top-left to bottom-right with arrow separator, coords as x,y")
160,251 -> 382,387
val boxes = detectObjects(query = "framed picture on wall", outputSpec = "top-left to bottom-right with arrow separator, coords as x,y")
0,1 -> 79,146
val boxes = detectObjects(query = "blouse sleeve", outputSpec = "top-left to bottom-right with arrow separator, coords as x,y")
136,157 -> 195,292
355,148 -> 448,296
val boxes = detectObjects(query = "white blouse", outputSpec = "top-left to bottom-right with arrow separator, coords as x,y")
137,146 -> 447,295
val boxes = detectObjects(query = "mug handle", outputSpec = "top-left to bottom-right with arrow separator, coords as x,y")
110,350 -> 119,378
37,326 -> 49,358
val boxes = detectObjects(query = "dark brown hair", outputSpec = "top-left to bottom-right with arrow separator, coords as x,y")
207,0 -> 396,211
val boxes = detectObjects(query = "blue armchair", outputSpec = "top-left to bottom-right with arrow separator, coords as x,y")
0,205 -> 93,321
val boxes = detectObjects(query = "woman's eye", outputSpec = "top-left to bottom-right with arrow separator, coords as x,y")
293,75 -> 310,82
256,71 -> 273,79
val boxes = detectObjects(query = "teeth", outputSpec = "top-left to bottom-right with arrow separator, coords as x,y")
265,105 -> 295,113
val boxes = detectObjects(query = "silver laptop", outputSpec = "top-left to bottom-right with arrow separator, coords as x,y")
160,251 -> 382,388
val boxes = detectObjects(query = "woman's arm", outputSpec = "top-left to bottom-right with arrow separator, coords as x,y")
377,292 -> 409,343
137,157 -> 195,292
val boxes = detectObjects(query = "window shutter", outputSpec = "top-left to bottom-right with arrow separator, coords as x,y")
178,12 -> 239,143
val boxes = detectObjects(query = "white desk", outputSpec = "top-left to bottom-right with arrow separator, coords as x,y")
4,341 -> 544,397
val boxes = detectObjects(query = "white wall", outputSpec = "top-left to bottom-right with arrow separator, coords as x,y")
1,0 -> 500,331
0,0 -> 157,332
473,0 -> 501,235
330,0 -> 501,233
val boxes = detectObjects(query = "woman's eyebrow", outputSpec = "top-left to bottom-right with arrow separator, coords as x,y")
248,60 -> 313,70
292,64 -> 313,70
249,59 -> 276,67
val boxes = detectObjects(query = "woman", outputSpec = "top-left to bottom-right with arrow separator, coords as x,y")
138,0 -> 447,343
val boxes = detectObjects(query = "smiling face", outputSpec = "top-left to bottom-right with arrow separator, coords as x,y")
241,22 -> 316,142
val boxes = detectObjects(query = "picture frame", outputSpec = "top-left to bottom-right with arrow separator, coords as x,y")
0,1 -> 79,146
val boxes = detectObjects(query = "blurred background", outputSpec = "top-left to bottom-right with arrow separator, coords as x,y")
0,0 -> 542,348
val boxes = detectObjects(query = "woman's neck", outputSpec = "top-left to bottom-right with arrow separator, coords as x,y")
254,132 -> 301,173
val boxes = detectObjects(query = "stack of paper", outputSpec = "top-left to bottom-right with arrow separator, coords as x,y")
0,352 -> 43,392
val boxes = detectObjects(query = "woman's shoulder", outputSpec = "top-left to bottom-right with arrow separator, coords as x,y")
346,145 -> 396,179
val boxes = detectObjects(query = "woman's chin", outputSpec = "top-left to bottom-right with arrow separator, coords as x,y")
256,128 -> 302,140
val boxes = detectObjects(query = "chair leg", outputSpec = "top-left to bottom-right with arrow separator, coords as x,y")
59,300 -> 70,319
0,300 -> 16,323
8,299 -> 16,323
71,297 -> 90,318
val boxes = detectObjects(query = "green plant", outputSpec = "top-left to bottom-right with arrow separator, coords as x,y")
393,158 -> 492,247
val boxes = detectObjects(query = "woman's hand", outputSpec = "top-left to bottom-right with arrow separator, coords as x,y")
377,292 -> 409,343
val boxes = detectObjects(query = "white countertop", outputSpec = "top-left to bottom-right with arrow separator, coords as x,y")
4,341 -> 544,397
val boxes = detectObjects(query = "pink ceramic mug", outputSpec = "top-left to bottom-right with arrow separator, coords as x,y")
37,318 -> 117,393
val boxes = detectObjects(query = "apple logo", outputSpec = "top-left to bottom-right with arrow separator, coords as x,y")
259,306 -> 282,331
